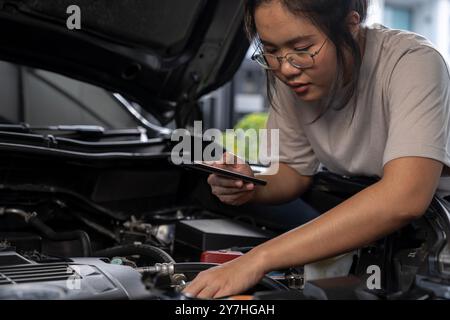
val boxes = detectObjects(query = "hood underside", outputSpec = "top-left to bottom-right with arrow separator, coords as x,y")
0,0 -> 249,124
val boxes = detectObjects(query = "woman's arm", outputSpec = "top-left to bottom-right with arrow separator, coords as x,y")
251,157 -> 442,270
184,156 -> 443,299
251,162 -> 313,205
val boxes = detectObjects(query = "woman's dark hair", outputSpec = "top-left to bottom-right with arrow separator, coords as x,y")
244,0 -> 369,122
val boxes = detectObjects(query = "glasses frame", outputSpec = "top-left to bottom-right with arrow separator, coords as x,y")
251,39 -> 328,70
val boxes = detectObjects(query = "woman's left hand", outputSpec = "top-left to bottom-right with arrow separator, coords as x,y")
182,254 -> 266,299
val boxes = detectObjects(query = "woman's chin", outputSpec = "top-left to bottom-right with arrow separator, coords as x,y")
293,88 -> 322,102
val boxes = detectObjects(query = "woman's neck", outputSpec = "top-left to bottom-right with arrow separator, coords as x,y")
343,25 -> 367,84
358,26 -> 368,59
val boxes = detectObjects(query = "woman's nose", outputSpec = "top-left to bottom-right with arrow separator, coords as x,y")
279,58 -> 303,78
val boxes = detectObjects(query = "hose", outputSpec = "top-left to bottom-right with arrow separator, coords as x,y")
94,244 -> 175,264
173,262 -> 220,273
67,209 -> 119,242
28,216 -> 92,257
0,207 -> 92,257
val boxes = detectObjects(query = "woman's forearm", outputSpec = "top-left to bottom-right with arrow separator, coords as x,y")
251,163 -> 313,205
249,180 -> 416,272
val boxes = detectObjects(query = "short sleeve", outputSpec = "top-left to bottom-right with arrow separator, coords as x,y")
383,46 -> 450,168
266,80 -> 320,176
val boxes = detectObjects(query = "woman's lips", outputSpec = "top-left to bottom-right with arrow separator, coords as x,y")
290,83 -> 311,95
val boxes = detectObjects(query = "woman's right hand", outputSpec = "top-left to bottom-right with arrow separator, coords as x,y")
207,152 -> 256,206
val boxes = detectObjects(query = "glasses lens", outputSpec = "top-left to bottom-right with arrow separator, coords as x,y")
253,54 -> 277,70
253,52 -> 314,70
262,54 -> 279,70
287,52 -> 314,69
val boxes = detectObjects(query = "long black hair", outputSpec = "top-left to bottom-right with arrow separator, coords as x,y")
244,0 -> 369,122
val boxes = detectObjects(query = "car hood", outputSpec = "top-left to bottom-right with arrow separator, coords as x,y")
0,0 -> 249,124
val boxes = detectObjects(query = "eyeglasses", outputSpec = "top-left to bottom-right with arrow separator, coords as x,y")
251,39 -> 328,70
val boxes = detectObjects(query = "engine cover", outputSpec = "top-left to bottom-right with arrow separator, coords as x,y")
0,251 -> 151,300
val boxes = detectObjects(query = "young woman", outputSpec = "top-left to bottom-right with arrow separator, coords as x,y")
184,0 -> 450,299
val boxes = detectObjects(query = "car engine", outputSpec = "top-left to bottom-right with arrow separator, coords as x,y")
1,154 -> 450,300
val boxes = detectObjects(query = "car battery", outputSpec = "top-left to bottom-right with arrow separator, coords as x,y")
175,219 -> 274,253
200,250 -> 244,264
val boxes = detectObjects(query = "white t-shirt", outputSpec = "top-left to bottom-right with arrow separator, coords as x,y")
267,24 -> 450,196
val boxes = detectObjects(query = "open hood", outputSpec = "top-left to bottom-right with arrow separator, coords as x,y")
0,0 -> 249,124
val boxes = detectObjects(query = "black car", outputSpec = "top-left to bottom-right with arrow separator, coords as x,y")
0,0 -> 449,300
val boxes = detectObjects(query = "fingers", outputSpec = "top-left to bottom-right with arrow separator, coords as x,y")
208,174 -> 243,188
197,286 -> 221,300
216,194 -> 250,206
218,195 -> 239,205
184,282 -> 221,300
183,271 -> 220,300
213,289 -> 232,299
183,261 -> 261,300
208,173 -> 255,205
211,186 -> 245,196
183,271 -> 226,300
212,184 -> 254,196
183,280 -> 204,298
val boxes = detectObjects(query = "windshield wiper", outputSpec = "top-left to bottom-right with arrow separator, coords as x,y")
0,123 -> 149,140
0,123 -> 103,134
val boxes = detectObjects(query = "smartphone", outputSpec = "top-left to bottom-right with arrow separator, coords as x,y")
182,161 -> 267,186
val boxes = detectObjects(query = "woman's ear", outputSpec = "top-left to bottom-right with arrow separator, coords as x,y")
346,11 -> 361,37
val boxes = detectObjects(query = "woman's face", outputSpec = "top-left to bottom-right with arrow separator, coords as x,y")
254,1 -> 337,102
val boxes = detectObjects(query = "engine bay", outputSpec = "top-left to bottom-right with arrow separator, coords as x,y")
0,152 -> 450,300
